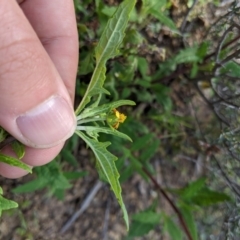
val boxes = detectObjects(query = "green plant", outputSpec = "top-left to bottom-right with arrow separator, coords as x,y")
0,186 -> 18,217
0,0 -> 136,229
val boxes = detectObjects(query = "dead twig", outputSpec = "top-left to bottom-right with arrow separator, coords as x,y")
212,155 -> 240,198
102,198 -> 111,240
219,48 -> 240,66
215,25 -> 235,63
194,82 -> 230,127
60,180 -> 103,234
180,0 -> 199,33
205,34 -> 240,62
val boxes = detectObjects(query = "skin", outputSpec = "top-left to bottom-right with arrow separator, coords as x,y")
0,0 -> 78,178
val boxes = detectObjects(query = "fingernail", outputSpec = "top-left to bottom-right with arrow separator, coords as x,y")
16,96 -> 76,148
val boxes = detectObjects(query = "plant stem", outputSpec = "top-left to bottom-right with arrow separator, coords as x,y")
180,0 -> 199,33
77,117 -> 106,125
142,167 -> 193,240
204,34 -> 240,62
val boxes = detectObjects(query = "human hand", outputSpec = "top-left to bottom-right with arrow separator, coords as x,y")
0,0 -> 78,178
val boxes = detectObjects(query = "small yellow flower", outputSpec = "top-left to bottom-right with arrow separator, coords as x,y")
107,109 -> 127,129
113,109 -> 127,129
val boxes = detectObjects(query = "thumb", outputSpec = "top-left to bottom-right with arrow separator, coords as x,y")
0,1 -> 76,148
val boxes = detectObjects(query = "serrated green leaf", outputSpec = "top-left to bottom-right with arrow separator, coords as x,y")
0,187 -> 18,216
0,153 -> 31,173
128,222 -> 154,237
164,215 -> 183,240
180,204 -> 198,240
34,161 -> 71,196
95,157 -> 109,183
101,6 -> 117,17
53,189 -> 65,200
151,84 -> 172,111
137,57 -> 149,77
11,141 -> 25,160
75,0 -> 136,114
63,171 -> 88,180
13,160 -> 71,197
190,62 -> 198,78
51,173 -> 72,191
0,196 -> 18,217
140,0 -> 167,20
180,177 -> 206,200
78,100 -> 135,120
197,41 -> 209,60
95,0 -> 136,63
77,126 -> 132,142
149,9 -> 179,33
75,130 -> 129,229
136,79 -> 151,87
128,210 -> 161,237
12,179 -> 48,194
123,29 -> 144,46
174,47 -> 200,64
143,0 -> 167,10
222,61 -> 240,77
121,88 -> 131,98
191,188 -> 231,206
132,211 -> 161,224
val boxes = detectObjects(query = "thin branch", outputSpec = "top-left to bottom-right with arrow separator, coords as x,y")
222,74 -> 240,81
207,79 -> 240,110
203,7 -> 240,40
233,22 -> 240,32
223,139 -> 240,162
179,155 -> 220,175
212,155 -> 240,198
102,198 -> 111,240
214,21 -> 240,64
205,34 -> 240,61
194,83 -> 230,126
219,48 -> 240,65
215,25 -> 234,63
142,167 -> 193,240
60,180 -> 103,234
180,0 -> 199,33
212,93 -> 240,104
